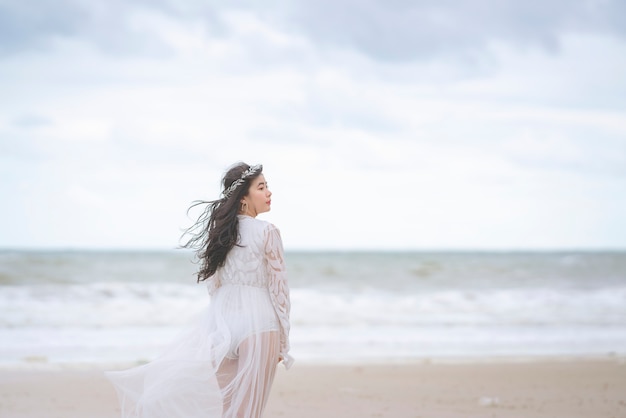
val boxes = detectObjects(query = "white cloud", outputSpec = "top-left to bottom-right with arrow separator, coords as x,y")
1,2 -> 624,249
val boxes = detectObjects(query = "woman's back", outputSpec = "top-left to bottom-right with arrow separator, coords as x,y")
210,215 -> 282,357
217,215 -> 272,289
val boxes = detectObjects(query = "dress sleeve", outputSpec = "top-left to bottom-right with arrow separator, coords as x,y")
264,223 -> 294,369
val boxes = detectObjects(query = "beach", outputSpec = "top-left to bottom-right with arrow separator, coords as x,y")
2,250 -> 625,416
1,357 -> 625,418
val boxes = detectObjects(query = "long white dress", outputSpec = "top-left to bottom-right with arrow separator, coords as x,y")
106,215 -> 293,418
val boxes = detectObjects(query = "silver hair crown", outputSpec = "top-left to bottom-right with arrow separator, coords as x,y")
222,164 -> 263,198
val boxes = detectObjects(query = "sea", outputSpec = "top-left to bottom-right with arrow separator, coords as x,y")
1,249 -> 625,368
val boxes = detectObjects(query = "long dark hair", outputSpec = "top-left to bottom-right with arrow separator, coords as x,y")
181,162 -> 263,282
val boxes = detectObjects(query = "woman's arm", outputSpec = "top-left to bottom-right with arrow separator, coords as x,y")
264,224 -> 293,368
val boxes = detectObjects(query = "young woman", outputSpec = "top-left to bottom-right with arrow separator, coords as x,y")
106,162 -> 293,418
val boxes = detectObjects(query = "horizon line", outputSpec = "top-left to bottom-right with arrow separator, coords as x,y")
2,246 -> 625,253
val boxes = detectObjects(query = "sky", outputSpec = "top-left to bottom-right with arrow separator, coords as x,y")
1,0 -> 625,251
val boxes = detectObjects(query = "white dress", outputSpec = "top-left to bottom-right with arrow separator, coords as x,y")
106,215 -> 293,418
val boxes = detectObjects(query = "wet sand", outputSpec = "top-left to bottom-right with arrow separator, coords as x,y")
1,358 -> 625,417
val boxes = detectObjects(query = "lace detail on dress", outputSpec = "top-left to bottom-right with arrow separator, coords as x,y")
264,224 -> 293,368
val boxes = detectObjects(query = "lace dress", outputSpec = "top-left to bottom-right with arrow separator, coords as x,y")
106,215 -> 293,418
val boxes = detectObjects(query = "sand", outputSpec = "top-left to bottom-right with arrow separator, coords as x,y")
1,357 -> 625,418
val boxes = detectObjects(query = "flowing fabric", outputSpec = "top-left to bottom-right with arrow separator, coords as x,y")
106,215 -> 292,418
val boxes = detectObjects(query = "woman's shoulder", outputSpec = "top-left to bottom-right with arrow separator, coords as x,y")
238,215 -> 279,233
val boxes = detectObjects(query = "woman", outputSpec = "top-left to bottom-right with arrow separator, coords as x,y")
106,162 -> 293,418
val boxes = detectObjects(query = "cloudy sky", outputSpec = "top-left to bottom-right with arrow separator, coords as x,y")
1,0 -> 625,250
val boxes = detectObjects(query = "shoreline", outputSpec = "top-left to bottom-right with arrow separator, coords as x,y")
1,356 -> 625,417
2,352 -> 624,371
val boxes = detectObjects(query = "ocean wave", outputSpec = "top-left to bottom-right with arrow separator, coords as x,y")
2,283 -> 625,329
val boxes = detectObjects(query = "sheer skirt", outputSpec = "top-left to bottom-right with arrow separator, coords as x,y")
106,287 -> 282,418
217,331 -> 280,418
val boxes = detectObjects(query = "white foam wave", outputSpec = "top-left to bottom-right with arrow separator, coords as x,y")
2,283 -> 625,328
2,282 -> 626,364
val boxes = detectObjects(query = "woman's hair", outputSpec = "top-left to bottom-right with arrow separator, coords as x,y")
181,162 -> 263,282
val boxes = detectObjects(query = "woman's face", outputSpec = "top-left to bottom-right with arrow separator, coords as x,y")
241,174 -> 272,217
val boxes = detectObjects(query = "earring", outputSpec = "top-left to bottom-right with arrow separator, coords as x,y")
240,201 -> 248,214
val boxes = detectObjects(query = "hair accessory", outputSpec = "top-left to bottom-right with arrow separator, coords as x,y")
223,164 -> 262,198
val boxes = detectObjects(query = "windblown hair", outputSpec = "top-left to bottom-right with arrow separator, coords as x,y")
181,162 -> 263,282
